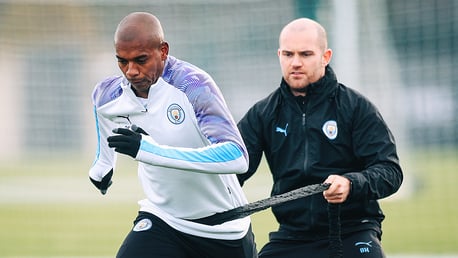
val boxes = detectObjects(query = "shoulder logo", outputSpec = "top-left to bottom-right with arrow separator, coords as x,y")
167,103 -> 185,124
322,120 -> 338,140
133,218 -> 152,232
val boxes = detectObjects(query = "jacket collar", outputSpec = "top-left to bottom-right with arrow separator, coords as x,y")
280,65 -> 337,96
280,65 -> 338,102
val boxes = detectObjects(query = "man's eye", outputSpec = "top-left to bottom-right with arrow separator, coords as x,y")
302,52 -> 313,57
136,59 -> 147,64
117,59 -> 127,65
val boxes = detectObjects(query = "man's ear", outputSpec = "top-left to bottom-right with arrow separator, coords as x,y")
161,41 -> 169,60
322,48 -> 333,66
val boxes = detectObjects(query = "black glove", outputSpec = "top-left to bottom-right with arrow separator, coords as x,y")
107,125 -> 147,158
90,169 -> 113,195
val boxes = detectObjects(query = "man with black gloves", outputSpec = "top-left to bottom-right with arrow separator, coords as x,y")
89,12 -> 257,258
237,18 -> 403,257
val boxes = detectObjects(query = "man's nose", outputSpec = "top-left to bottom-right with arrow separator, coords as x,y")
291,55 -> 302,67
126,62 -> 139,77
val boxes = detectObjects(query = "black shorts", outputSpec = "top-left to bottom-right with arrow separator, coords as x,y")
258,229 -> 385,258
116,212 -> 258,258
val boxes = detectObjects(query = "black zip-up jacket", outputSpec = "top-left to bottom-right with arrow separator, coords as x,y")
237,66 -> 403,241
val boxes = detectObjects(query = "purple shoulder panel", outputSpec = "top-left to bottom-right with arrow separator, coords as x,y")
162,56 -> 242,147
92,75 -> 124,108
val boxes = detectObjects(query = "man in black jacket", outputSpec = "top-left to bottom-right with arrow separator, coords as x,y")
237,18 -> 403,258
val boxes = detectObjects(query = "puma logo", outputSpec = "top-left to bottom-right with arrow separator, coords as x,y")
275,123 -> 288,136
116,115 -> 132,124
355,241 -> 373,254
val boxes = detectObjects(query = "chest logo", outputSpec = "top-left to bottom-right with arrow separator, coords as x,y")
322,120 -> 338,140
167,103 -> 185,124
275,123 -> 288,136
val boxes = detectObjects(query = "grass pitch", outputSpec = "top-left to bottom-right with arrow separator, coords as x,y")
0,149 -> 457,257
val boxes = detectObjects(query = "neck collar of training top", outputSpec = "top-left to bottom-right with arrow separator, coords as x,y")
281,65 -> 338,97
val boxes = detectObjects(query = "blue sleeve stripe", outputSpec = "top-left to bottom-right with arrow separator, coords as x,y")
139,141 -> 243,163
92,106 -> 101,166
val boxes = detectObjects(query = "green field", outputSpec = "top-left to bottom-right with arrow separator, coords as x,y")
0,149 -> 457,257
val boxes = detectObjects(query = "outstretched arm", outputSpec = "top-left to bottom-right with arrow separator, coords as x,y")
108,125 -> 248,174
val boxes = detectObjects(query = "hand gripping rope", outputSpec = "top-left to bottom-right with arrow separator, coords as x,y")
189,182 -> 343,258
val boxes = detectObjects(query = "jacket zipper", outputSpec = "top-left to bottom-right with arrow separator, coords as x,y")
227,186 -> 237,207
302,104 -> 314,227
302,112 -> 308,173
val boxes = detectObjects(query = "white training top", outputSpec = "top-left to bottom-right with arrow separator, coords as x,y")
89,56 -> 251,240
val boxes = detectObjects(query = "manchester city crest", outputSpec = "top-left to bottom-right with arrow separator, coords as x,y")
322,120 -> 338,140
167,103 -> 185,124
133,218 -> 152,232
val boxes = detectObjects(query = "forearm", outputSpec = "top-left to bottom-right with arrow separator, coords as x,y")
89,108 -> 117,194
344,161 -> 403,200
135,135 -> 248,174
